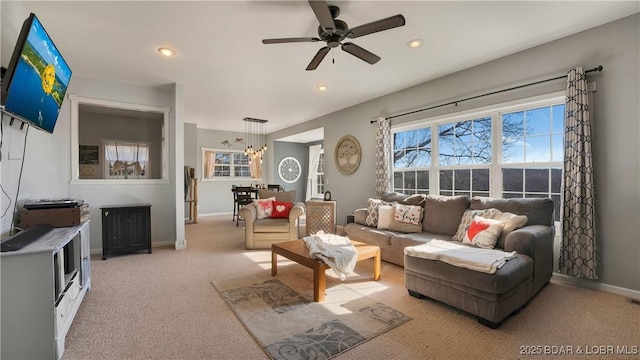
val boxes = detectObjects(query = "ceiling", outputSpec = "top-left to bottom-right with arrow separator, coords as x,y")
2,1 -> 638,141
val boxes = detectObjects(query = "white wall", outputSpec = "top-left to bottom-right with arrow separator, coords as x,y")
66,77 -> 180,252
1,74 -> 182,257
196,128 -> 253,215
268,14 -> 640,291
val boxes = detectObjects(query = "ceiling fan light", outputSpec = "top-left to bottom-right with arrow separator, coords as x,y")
407,39 -> 422,48
317,85 -> 328,91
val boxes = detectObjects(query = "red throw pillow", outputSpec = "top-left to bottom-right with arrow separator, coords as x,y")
466,220 -> 491,242
271,201 -> 293,218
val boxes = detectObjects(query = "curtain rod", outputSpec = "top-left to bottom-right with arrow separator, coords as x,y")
370,65 -> 603,124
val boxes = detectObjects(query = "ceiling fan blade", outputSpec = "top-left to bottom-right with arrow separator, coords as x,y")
308,0 -> 336,32
262,37 -> 320,44
346,14 -> 406,39
341,42 -> 381,65
306,46 -> 330,71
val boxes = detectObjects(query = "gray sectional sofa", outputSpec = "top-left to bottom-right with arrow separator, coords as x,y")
345,192 -> 555,328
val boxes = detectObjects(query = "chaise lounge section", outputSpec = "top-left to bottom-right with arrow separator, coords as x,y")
346,193 -> 554,328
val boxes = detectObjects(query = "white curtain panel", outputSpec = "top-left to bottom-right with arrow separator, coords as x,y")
203,150 -> 215,179
249,157 -> 262,179
374,116 -> 391,198
306,144 -> 323,201
559,67 -> 597,280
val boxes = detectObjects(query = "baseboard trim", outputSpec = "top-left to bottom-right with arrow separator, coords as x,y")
551,273 -> 640,300
198,212 -> 233,217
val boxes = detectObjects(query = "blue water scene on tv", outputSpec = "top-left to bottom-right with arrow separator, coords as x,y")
4,15 -> 72,133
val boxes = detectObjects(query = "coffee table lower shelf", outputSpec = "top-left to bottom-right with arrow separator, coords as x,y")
271,239 -> 380,302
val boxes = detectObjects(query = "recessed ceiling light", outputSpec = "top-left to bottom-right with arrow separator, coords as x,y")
317,85 -> 328,91
407,39 -> 422,48
157,47 -> 176,57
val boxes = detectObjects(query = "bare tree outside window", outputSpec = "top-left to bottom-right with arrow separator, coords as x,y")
392,101 -> 564,218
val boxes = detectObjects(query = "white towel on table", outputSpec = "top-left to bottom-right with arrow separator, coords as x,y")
302,231 -> 357,280
404,240 -> 517,274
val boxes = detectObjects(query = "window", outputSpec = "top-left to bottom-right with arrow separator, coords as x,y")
392,93 -> 565,221
201,148 -> 250,180
438,116 -> 492,197
70,95 -> 169,183
104,140 -> 150,179
392,127 -> 430,194
501,104 -> 565,221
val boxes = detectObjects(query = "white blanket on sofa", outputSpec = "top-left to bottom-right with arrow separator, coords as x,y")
404,240 -> 517,274
303,232 -> 357,280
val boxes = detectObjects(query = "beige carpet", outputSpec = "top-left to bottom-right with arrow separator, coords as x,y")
63,215 -> 639,360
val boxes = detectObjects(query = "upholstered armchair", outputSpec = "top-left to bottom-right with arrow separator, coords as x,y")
239,190 -> 305,250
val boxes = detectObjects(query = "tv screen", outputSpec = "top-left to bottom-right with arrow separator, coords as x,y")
0,13 -> 72,133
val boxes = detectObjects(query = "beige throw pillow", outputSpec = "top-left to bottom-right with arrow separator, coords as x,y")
376,205 -> 394,230
493,210 -> 528,233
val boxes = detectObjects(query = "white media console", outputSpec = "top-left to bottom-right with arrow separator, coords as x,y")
1,221 -> 91,359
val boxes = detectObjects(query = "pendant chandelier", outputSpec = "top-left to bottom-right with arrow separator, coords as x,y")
243,117 -> 268,164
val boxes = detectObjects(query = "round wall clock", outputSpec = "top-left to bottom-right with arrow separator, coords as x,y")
334,135 -> 361,175
278,156 -> 301,183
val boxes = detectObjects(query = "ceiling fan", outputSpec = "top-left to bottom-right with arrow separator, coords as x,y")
262,1 -> 406,71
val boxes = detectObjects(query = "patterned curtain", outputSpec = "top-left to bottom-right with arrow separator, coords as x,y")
375,116 -> 391,197
558,67 -> 597,279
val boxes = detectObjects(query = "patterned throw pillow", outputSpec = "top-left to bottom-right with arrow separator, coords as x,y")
271,201 -> 293,218
452,208 -> 498,241
253,197 -> 276,219
474,224 -> 505,249
462,216 -> 505,248
365,198 -> 391,227
394,204 -> 422,225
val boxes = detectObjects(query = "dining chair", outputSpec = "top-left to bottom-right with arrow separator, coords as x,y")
233,186 -> 255,226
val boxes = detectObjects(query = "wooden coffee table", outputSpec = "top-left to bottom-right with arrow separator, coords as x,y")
271,239 -> 380,302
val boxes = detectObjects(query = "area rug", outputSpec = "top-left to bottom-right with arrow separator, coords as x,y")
212,273 -> 411,360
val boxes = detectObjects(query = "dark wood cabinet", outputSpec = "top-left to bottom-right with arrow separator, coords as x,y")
101,204 -> 151,260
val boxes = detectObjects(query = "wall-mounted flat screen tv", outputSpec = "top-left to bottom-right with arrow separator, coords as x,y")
1,13 -> 72,134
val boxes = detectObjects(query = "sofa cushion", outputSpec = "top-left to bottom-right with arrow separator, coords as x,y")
388,218 -> 422,233
404,250 -> 533,294
470,197 -> 553,227
381,192 -> 426,206
470,197 -> 550,248
253,218 -> 290,233
422,195 -> 470,235
345,223 -> 393,247
390,232 -> 452,250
